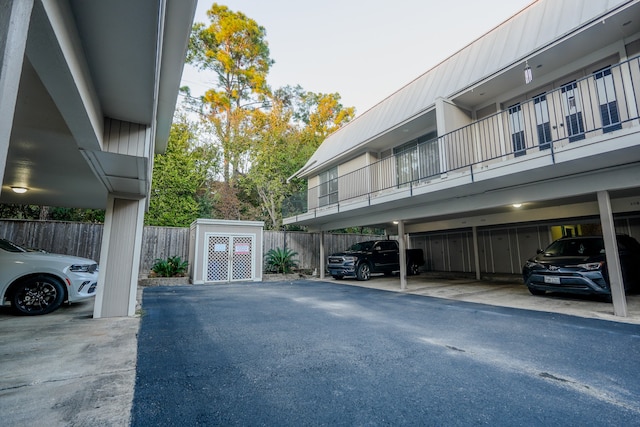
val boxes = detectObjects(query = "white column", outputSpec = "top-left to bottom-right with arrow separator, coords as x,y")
597,190 -> 627,317
398,220 -> 407,290
472,226 -> 481,280
0,0 -> 33,192
319,231 -> 325,279
93,195 -> 146,318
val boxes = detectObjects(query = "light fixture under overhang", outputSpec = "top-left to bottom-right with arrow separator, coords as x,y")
524,61 -> 533,84
393,221 -> 399,225
512,203 -> 522,208
11,187 -> 28,194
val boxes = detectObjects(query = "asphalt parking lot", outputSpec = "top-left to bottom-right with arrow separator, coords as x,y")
1,274 -> 639,426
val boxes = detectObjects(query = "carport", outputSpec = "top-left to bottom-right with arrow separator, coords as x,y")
310,191 -> 640,319
0,0 -> 197,317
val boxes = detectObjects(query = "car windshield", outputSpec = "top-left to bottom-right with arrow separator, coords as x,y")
0,238 -> 27,253
348,242 -> 375,251
544,238 -> 604,257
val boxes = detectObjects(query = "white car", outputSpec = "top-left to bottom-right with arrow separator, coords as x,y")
0,238 -> 99,315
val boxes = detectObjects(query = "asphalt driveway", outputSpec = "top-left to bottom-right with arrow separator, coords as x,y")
132,281 -> 640,426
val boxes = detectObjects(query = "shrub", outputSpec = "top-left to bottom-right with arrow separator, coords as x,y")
265,247 -> 299,274
151,255 -> 188,277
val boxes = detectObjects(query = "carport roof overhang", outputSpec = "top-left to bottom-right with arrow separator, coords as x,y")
287,161 -> 640,234
1,0 -> 196,209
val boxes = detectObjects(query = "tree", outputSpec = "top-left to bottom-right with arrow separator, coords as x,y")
146,118 -> 211,227
241,86 -> 354,229
187,3 -> 273,183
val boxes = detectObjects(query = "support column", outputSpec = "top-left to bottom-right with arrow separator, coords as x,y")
0,0 -> 33,191
472,226 -> 481,280
597,190 -> 627,317
398,220 -> 407,290
319,231 -> 325,279
93,195 -> 146,318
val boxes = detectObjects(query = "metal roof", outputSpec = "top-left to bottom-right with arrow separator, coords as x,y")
294,0 -> 635,179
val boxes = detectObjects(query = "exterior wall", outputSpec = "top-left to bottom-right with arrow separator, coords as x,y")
189,219 -> 264,284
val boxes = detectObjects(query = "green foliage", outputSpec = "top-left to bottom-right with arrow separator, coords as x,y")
265,247 -> 299,274
146,118 -> 212,227
49,207 -> 105,223
184,5 -> 355,228
151,256 -> 189,277
0,205 -> 104,223
188,3 -> 273,182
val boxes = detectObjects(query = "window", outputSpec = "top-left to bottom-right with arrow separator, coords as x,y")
318,167 -> 338,207
394,132 -> 438,187
594,67 -> 621,133
533,94 -> 552,150
561,81 -> 585,142
394,143 -> 417,187
508,104 -> 526,156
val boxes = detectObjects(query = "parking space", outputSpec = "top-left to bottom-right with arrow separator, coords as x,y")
327,273 -> 640,324
0,300 -> 138,426
1,274 -> 639,426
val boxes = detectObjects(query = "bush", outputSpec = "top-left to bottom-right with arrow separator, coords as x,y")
265,247 -> 299,274
151,255 -> 188,277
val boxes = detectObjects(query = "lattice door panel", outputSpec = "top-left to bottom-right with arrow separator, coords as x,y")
206,235 -> 230,282
231,236 -> 253,280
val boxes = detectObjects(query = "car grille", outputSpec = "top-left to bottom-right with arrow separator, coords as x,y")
328,257 -> 344,264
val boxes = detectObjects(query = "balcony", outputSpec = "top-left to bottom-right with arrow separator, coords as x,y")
283,56 -> 640,223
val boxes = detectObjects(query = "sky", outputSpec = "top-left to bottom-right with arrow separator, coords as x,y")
181,0 -> 535,116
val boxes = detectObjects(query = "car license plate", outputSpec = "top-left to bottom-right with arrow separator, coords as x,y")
544,276 -> 561,284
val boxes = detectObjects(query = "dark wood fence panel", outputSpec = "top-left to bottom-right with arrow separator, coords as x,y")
0,220 -> 383,276
139,226 -> 190,274
263,231 -> 386,272
0,220 -> 103,261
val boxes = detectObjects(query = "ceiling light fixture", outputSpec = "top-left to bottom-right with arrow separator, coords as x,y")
512,203 -> 522,208
11,187 -> 28,194
524,61 -> 533,84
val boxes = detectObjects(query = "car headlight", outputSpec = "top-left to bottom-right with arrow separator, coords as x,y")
343,256 -> 357,262
577,262 -> 604,271
69,264 -> 97,273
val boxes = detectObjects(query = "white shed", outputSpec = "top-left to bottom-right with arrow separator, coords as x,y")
189,219 -> 264,284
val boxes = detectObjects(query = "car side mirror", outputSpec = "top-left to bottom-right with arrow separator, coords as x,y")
536,249 -> 544,254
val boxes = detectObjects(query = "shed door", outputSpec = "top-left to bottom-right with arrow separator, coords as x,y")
206,234 -> 255,282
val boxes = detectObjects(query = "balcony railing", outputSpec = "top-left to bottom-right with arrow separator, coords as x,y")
283,56 -> 640,219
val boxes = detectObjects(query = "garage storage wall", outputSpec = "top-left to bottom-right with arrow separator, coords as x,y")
410,225 -> 552,275
409,216 -> 640,276
189,219 -> 264,284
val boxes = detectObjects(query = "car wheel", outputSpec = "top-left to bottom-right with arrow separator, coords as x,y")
528,287 -> 546,296
407,262 -> 420,276
332,275 -> 344,280
11,275 -> 65,315
356,263 -> 371,281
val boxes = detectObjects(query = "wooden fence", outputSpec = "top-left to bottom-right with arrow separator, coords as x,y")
0,219 -> 383,277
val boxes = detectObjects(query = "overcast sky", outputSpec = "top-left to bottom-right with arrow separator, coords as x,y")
181,0 -> 534,116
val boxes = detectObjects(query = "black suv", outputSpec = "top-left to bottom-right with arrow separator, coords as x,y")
522,235 -> 640,297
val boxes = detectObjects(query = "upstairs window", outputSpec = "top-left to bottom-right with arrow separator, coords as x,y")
561,81 -> 585,142
533,93 -> 552,150
594,67 -> 622,133
318,167 -> 338,207
508,103 -> 526,156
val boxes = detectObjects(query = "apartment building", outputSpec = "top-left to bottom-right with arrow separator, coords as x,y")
283,0 -> 640,315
